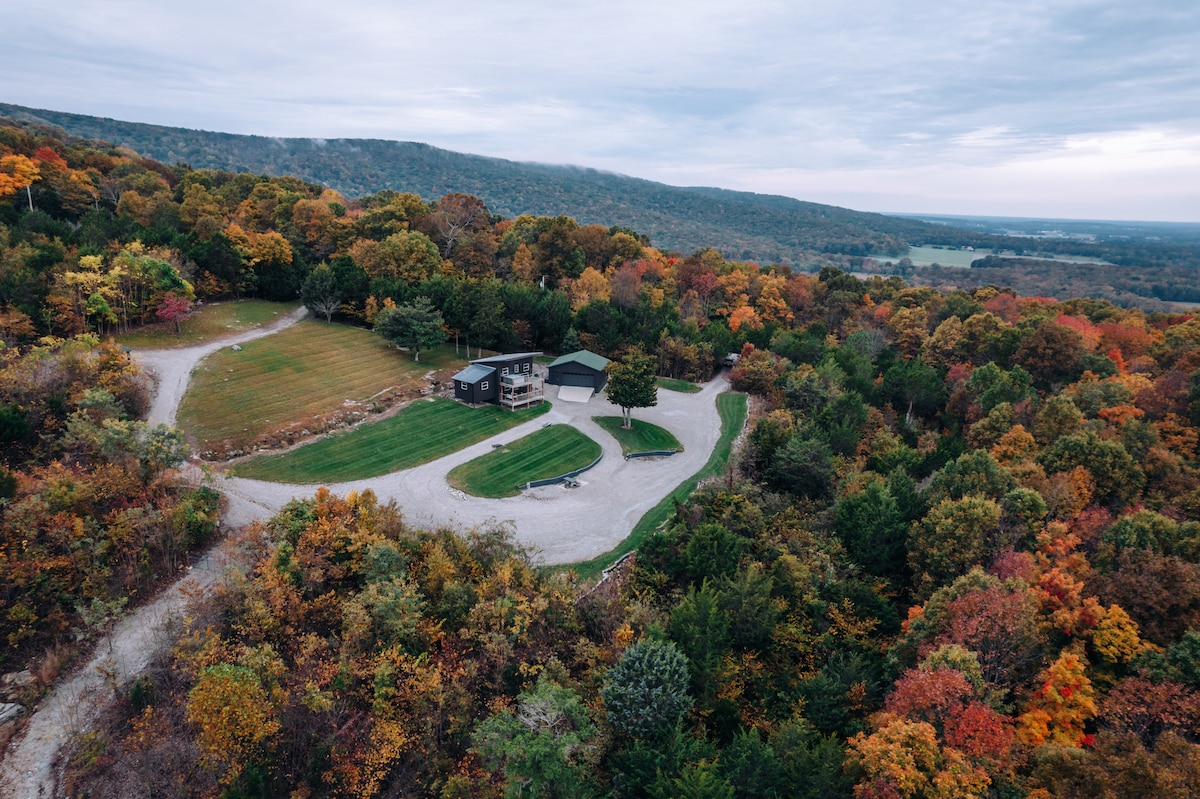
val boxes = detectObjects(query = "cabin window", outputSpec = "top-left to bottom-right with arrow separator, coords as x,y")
523,362 -> 531,373
481,381 -> 489,391
501,367 -> 509,375
460,382 -> 468,390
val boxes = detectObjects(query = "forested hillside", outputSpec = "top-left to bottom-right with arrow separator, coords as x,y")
0,102 -> 941,262
4,116 -> 1200,799
8,101 -> 1200,301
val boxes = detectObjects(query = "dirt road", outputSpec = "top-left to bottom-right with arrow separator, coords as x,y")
0,309 -> 306,799
0,538 -> 242,797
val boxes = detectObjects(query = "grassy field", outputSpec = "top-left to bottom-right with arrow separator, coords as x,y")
593,416 -> 682,456
871,245 -> 1112,269
447,425 -> 602,498
116,300 -> 300,348
656,376 -> 702,393
178,320 -> 467,452
564,392 -> 748,580
231,398 -> 550,482
878,245 -> 987,268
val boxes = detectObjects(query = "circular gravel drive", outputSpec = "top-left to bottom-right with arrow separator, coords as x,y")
219,376 -> 732,565
132,306 -> 734,566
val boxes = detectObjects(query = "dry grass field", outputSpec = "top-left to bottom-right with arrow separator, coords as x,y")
178,319 -> 467,454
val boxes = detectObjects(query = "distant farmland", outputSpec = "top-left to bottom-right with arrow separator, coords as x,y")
868,245 -> 1113,269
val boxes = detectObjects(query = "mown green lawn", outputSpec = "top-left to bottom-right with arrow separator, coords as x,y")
117,300 -> 300,349
593,416 -> 682,456
564,392 -> 747,580
656,376 -> 702,393
231,398 -> 549,482
178,320 -> 466,452
447,425 -> 602,498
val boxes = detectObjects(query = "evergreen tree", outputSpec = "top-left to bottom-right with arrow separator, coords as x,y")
373,296 -> 446,361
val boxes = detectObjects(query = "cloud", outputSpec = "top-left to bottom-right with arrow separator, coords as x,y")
6,0 -> 1200,219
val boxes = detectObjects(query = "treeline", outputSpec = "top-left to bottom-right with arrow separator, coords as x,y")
0,104 -> 996,263
0,115 -> 900,373
9,103 -> 1200,274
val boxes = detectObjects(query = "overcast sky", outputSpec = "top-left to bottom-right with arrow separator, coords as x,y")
8,1 -> 1200,221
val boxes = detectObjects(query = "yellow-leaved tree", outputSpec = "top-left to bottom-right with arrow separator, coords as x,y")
186,663 -> 281,784
0,153 -> 40,209
1016,652 -> 1097,747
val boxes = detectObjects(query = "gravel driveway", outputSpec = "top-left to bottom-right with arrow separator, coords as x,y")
134,304 -> 732,564
219,374 -> 731,564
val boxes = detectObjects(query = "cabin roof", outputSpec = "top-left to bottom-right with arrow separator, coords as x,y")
470,352 -> 542,365
452,364 -> 495,383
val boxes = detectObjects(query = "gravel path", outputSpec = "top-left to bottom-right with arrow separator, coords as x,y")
0,524 -> 245,798
0,308 -> 735,796
0,309 -> 306,799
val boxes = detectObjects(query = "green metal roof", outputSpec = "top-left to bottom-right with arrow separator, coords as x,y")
549,350 -> 610,371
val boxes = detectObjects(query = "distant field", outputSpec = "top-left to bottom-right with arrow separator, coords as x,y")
869,245 -> 1112,269
593,417 -> 682,456
117,300 -> 301,349
178,320 -> 466,452
870,246 -> 988,268
231,397 -> 549,482
447,425 -> 601,498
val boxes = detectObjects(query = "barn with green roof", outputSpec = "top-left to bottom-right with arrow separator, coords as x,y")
547,350 -> 610,395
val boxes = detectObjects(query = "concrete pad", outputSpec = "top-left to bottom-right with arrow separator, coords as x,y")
556,385 -> 595,403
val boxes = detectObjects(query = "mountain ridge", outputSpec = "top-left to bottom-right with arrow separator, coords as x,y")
0,101 -> 934,262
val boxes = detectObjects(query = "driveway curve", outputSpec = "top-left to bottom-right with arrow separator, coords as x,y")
135,304 -> 310,427
220,375 -> 731,564
1,309 -> 736,796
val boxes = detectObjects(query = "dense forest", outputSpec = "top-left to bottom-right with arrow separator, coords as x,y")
904,257 -> 1200,310
3,117 -> 1200,798
0,101 -> 933,263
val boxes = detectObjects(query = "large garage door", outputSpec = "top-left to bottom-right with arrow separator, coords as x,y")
557,371 -> 594,388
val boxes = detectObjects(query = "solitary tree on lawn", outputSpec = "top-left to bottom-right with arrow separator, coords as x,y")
374,296 -> 446,361
606,346 -> 658,429
301,265 -> 341,322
